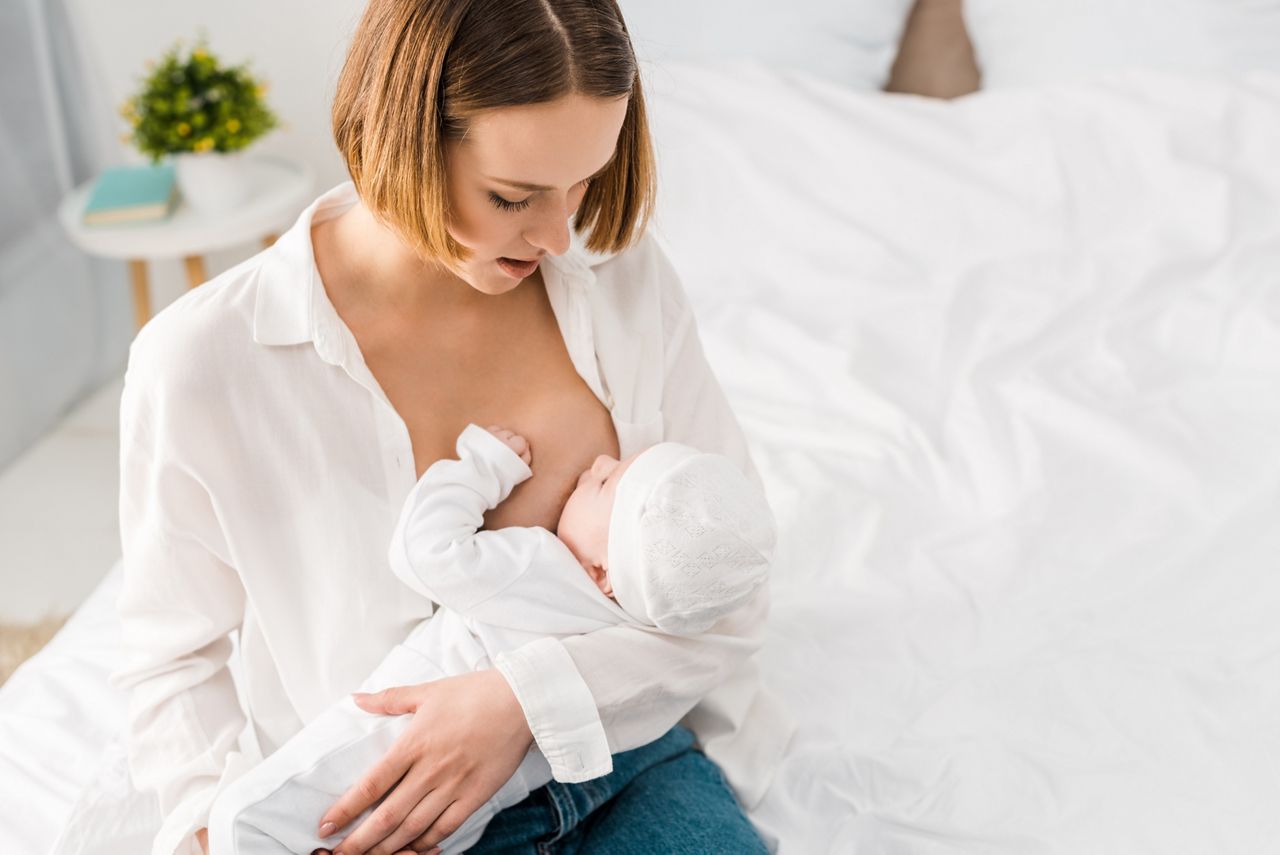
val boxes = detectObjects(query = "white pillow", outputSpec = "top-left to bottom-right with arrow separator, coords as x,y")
618,0 -> 917,90
964,0 -> 1280,88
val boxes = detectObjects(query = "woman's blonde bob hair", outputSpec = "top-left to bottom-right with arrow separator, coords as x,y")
332,0 -> 656,270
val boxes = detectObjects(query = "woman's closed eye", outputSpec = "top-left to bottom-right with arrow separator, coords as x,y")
487,177 -> 593,213
488,192 -> 531,212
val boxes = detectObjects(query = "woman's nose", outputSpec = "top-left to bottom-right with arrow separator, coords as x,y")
523,207 -> 573,257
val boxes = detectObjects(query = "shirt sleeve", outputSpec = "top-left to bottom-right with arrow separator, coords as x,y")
493,235 -> 773,783
387,424 -> 541,611
109,336 -> 250,855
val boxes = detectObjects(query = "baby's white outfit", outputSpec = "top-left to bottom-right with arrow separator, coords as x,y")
207,424 -> 638,854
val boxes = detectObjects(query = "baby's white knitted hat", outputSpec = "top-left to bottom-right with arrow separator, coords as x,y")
607,443 -> 776,636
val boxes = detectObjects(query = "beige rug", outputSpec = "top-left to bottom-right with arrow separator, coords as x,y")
0,615 -> 68,687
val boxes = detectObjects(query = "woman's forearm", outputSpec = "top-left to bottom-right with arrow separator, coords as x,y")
494,583 -> 767,783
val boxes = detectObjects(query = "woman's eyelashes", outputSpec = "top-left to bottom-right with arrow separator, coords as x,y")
487,178 -> 592,213
488,192 -> 531,212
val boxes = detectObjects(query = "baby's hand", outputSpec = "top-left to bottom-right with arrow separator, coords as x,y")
485,425 -> 532,466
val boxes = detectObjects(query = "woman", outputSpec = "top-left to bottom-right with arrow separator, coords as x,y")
112,1 -> 794,853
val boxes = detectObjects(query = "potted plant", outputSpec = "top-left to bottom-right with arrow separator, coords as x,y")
120,35 -> 279,213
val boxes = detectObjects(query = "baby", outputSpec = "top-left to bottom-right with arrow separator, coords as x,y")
208,423 -> 775,854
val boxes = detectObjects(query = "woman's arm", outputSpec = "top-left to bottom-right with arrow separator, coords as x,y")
109,335 -> 250,855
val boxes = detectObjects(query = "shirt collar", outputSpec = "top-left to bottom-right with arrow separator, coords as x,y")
252,180 -> 616,351
252,181 -> 350,349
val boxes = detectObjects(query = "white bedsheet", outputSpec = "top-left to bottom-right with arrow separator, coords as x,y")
5,62 -> 1280,854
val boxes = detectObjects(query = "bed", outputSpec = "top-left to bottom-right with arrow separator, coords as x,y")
6,2 -> 1280,853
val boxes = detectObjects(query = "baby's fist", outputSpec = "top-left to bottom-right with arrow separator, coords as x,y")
485,425 -> 532,466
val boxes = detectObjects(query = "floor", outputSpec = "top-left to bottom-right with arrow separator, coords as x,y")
0,374 -> 125,624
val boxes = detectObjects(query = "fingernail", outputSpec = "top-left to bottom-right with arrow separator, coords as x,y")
319,822 -> 336,837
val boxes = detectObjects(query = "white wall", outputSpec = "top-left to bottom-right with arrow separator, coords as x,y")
68,0 -> 365,192
64,0 -> 375,355
1,0 -> 370,472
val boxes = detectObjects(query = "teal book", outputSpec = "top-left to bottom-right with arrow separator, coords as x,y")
83,163 -> 177,226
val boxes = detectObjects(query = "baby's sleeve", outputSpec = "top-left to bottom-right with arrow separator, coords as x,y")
387,424 -> 542,610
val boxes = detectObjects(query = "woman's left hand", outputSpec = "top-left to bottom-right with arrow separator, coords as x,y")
316,668 -> 534,855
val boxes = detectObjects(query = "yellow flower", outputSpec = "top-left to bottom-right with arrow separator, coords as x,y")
255,84 -> 269,97
193,48 -> 208,61
225,118 -> 241,133
194,136 -> 215,152
177,122 -> 191,136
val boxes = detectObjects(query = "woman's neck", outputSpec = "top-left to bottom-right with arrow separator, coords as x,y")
320,198 -> 483,318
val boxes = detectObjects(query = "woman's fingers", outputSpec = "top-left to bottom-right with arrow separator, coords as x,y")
408,801 -> 474,853
351,685 -> 420,716
317,746 -> 413,843
366,788 -> 456,855
336,764 -> 437,855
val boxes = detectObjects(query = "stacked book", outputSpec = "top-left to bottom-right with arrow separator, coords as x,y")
82,163 -> 177,226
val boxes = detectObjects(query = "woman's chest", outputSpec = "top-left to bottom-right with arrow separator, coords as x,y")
357,290 -> 619,532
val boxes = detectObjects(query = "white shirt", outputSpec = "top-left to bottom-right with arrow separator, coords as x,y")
111,181 -> 797,855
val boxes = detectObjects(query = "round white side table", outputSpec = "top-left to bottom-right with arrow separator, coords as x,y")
58,155 -> 315,331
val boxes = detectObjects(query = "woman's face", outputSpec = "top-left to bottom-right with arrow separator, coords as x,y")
443,93 -> 630,295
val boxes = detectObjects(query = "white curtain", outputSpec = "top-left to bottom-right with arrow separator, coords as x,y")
0,0 -> 132,471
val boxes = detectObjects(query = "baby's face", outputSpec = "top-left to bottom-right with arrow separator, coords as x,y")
557,452 -> 639,598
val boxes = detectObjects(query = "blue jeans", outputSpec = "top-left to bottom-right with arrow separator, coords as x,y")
468,724 -> 768,854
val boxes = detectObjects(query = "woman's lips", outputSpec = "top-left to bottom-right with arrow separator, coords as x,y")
497,256 -> 539,279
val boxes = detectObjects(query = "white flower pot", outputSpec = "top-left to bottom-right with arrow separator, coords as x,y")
174,150 -> 253,214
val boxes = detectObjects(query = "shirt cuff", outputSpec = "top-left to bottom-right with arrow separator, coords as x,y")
150,749 -> 255,855
493,636 -> 613,783
150,784 -> 215,855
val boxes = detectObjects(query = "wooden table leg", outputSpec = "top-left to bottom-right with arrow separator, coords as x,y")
183,255 -> 207,290
127,259 -> 151,332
